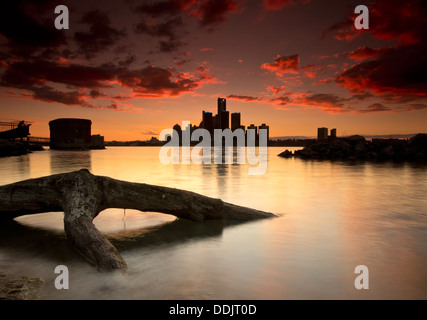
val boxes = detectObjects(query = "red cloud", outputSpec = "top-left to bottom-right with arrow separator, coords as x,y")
324,0 -> 426,46
227,95 -> 265,102
342,46 -> 391,61
356,103 -> 391,113
137,0 -> 240,27
263,0 -> 310,10
262,54 -> 323,80
264,0 -> 294,10
289,92 -> 350,112
191,0 -> 239,26
262,54 -> 300,75
336,45 -> 427,97
227,90 -> 351,113
0,58 -> 216,108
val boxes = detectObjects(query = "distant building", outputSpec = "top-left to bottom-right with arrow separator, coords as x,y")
49,118 -> 92,149
213,114 -> 220,130
202,111 -> 213,135
259,123 -> 270,143
148,136 -> 160,145
173,124 -> 182,142
220,110 -> 229,130
247,124 -> 258,135
90,134 -> 105,149
217,97 -> 228,129
330,128 -> 337,139
317,127 -> 328,140
217,97 -> 226,115
231,112 -> 241,131
174,97 -> 270,146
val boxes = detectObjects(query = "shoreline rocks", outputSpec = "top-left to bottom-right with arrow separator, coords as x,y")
0,273 -> 43,300
278,133 -> 427,162
0,140 -> 44,157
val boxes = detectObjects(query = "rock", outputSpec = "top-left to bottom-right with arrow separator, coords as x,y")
278,149 -> 293,158
290,133 -> 427,162
0,140 -> 44,157
0,273 -> 43,300
344,135 -> 366,143
295,147 -> 315,159
380,145 -> 394,158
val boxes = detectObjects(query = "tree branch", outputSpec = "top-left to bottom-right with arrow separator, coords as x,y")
0,169 -> 275,271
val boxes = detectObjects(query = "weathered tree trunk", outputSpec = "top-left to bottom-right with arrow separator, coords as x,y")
0,169 -> 275,271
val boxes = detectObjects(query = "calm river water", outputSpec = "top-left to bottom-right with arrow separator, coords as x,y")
1,147 -> 427,299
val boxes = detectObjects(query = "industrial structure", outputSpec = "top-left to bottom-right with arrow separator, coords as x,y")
49,118 -> 104,150
317,127 -> 337,141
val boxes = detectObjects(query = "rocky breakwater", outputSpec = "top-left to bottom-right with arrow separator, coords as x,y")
0,140 -> 44,157
278,134 -> 427,162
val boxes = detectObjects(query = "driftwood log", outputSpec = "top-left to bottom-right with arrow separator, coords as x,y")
0,169 -> 275,271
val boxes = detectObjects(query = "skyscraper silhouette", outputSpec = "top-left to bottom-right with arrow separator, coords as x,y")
231,112 -> 241,131
220,110 -> 229,130
202,111 -> 213,135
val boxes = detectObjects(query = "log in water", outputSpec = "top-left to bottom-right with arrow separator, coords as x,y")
0,169 -> 275,271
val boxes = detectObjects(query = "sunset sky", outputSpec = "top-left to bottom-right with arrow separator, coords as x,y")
0,0 -> 426,141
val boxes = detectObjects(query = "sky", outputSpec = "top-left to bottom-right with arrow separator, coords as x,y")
0,0 -> 426,141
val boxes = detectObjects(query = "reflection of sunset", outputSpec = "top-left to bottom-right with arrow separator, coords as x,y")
1,146 -> 427,299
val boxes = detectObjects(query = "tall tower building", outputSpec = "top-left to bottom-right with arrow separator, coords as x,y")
217,97 -> 227,130
247,124 -> 258,135
202,111 -> 213,135
217,97 -> 226,115
259,123 -> 270,143
213,114 -> 220,129
231,113 -> 241,131
220,110 -> 229,130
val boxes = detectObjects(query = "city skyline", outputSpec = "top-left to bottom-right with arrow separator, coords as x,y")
0,0 -> 426,141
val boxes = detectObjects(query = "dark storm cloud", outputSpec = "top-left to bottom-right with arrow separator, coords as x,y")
324,0 -> 427,110
336,45 -> 427,98
135,16 -> 186,52
134,0 -> 240,52
263,0 -> 310,11
136,0 -> 193,16
1,60 -> 118,89
74,10 -> 126,59
0,57 -> 214,107
118,66 -> 198,96
325,0 -> 427,45
193,0 -> 239,26
0,0 -> 66,58
136,0 -> 239,26
135,16 -> 184,38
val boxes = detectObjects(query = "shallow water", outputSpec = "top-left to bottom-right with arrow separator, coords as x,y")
1,147 -> 427,299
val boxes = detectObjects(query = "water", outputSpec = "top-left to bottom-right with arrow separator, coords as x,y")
1,147 -> 427,299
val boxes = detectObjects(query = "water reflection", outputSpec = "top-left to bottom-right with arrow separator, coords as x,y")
0,212 -> 253,267
49,150 -> 92,174
0,154 -> 31,184
0,217 -> 80,265
1,147 -> 427,299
